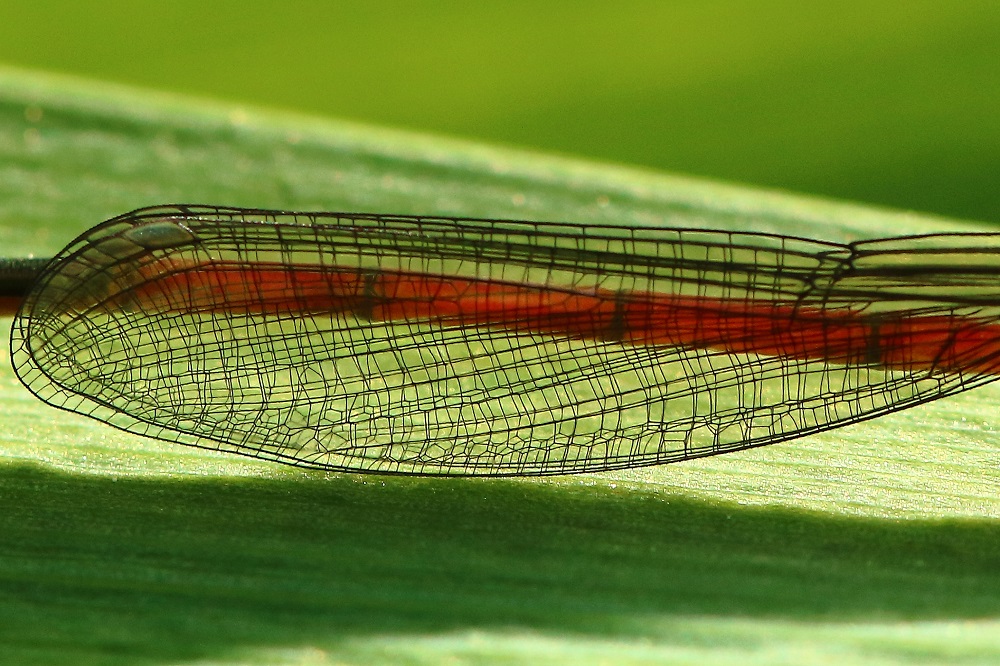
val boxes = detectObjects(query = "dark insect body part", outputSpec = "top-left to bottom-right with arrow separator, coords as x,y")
7,205 -> 1000,476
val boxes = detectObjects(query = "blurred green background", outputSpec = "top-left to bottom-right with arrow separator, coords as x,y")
1,1 -> 999,223
3,5 -> 1000,664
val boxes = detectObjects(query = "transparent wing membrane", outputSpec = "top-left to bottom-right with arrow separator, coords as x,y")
10,205 -> 1000,475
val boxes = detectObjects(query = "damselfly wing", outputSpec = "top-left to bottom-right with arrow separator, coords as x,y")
8,205 -> 1000,475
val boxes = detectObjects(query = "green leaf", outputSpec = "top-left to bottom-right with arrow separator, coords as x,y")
1,66 -> 998,666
